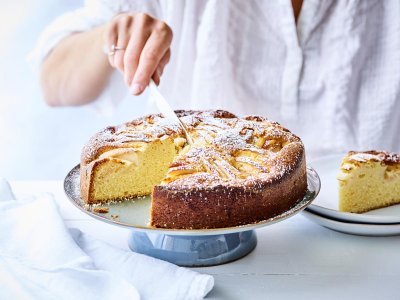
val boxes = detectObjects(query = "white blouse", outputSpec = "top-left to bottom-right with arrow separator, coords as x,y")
30,0 -> 400,158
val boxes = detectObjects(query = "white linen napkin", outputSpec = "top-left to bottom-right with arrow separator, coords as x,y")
0,178 -> 214,300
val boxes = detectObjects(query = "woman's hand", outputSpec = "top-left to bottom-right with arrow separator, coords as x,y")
104,13 -> 173,95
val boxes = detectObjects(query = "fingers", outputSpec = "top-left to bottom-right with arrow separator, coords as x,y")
104,22 -> 118,68
130,24 -> 172,94
123,22 -> 150,87
113,39 -> 128,72
105,13 -> 173,95
152,71 -> 161,85
151,49 -> 171,85
158,49 -> 171,77
113,15 -> 133,72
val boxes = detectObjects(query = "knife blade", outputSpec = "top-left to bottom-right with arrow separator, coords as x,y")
148,79 -> 193,145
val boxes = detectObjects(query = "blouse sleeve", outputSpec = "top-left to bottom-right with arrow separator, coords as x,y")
28,0 -> 118,75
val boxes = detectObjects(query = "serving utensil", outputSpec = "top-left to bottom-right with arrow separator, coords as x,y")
148,79 -> 193,144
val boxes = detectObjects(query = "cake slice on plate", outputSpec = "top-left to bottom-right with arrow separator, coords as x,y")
337,151 -> 400,213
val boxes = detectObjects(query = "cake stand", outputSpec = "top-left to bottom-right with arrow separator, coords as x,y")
64,165 -> 320,267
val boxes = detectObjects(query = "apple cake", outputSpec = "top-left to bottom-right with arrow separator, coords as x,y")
337,151 -> 400,213
80,110 -> 307,229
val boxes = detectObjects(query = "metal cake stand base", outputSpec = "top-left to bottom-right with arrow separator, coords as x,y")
128,230 -> 257,267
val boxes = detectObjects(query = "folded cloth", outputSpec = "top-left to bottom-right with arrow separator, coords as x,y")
0,178 -> 214,300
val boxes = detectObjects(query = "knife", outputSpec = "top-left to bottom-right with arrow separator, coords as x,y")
148,79 -> 193,145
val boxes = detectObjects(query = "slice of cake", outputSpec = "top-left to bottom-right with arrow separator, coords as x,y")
337,151 -> 400,213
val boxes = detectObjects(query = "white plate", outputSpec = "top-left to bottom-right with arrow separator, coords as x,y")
302,210 -> 400,236
308,154 -> 400,224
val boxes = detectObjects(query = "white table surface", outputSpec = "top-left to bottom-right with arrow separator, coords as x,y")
10,180 -> 400,300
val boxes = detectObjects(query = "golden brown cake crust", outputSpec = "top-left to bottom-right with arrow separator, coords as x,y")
80,110 -> 308,228
152,147 -> 306,229
81,110 -> 230,165
346,150 -> 400,165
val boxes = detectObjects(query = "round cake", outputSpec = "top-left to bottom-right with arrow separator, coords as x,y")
80,110 -> 307,229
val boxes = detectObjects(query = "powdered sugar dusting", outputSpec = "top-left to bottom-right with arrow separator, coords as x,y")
82,110 -> 304,190
346,150 -> 400,164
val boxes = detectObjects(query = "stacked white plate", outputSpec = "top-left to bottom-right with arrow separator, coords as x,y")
303,154 -> 400,236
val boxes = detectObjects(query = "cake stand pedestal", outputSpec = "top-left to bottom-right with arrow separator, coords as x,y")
64,165 -> 320,267
128,230 -> 257,267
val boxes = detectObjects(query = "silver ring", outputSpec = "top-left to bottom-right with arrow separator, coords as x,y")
108,44 -> 125,56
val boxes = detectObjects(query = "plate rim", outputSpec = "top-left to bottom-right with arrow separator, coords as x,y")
64,164 -> 320,236
308,154 -> 400,224
302,209 -> 400,236
307,204 -> 400,224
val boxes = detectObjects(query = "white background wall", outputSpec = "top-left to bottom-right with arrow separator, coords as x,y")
0,0 -> 149,180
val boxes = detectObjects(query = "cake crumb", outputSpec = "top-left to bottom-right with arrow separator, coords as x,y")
93,206 -> 109,213
111,214 -> 119,219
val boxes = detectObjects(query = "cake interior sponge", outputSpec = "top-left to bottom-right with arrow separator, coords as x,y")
337,151 -> 400,213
